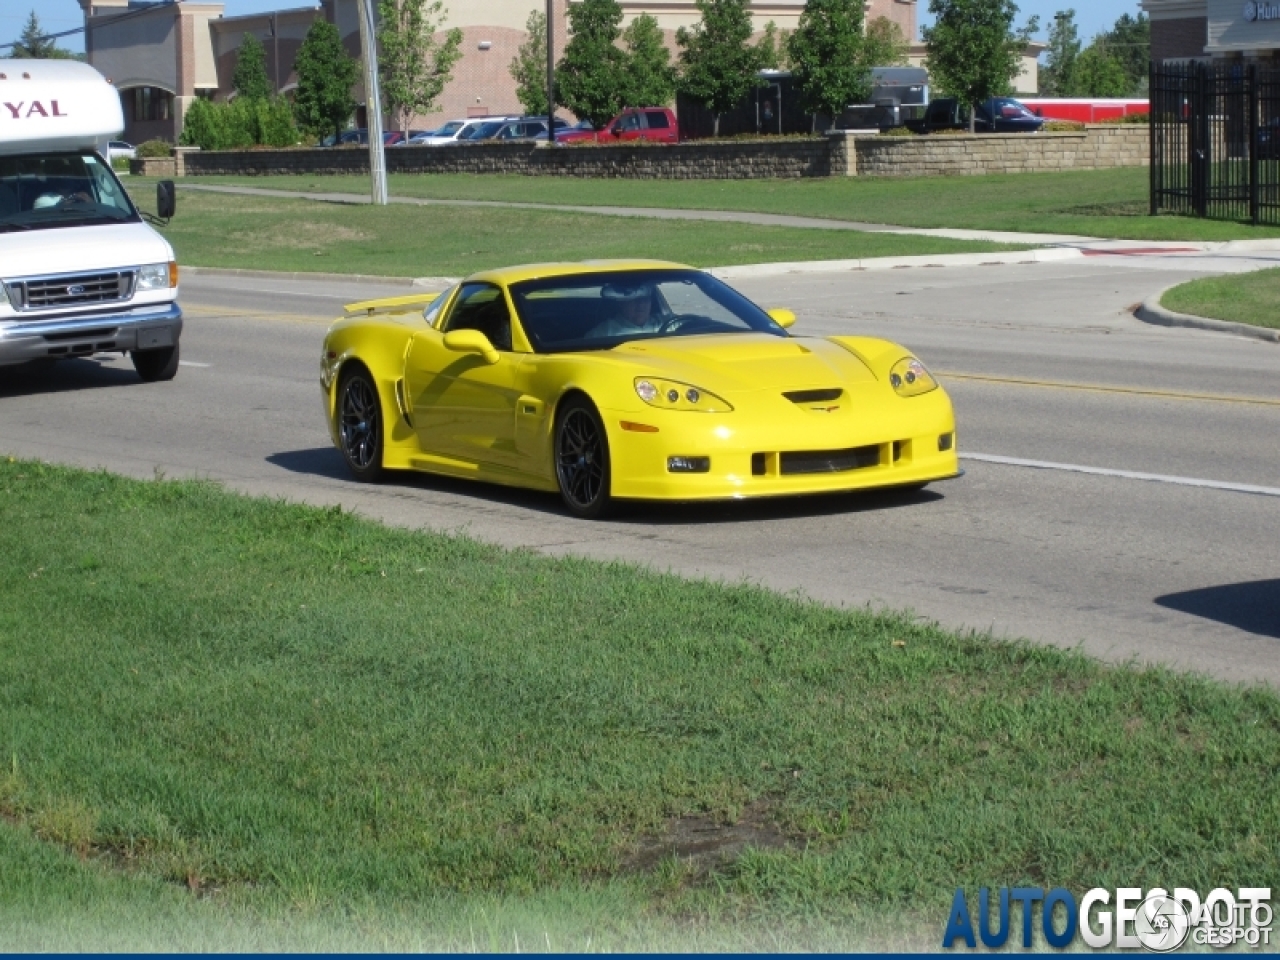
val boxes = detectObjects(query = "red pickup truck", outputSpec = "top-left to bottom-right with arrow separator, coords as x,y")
556,107 -> 678,144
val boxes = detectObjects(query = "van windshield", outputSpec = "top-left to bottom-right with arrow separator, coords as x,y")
0,152 -> 139,232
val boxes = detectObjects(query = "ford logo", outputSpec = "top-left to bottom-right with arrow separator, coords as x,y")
66,284 -> 85,295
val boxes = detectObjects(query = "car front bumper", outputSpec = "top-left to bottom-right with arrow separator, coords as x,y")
0,302 -> 182,365
602,391 -> 960,501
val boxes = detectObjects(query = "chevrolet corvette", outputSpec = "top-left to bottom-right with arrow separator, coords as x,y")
320,260 -> 959,518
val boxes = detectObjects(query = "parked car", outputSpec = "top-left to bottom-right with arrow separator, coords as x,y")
319,128 -> 367,147
106,140 -> 136,161
556,108 -> 678,144
906,97 -> 1044,134
491,119 -> 551,141
455,119 -> 516,142
415,117 -> 512,146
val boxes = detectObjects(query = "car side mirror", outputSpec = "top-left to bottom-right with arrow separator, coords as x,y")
443,328 -> 499,364
766,307 -> 796,329
156,180 -> 176,219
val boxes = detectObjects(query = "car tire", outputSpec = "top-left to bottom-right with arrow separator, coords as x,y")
336,366 -> 385,483
554,396 -> 613,519
132,343 -> 180,382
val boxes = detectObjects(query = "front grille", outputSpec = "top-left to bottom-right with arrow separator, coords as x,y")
7,270 -> 136,312
783,388 -> 843,404
779,444 -> 881,475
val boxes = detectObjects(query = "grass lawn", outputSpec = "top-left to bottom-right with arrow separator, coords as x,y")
126,182 -> 1021,278
1,458 -> 1278,949
1161,268 -> 1280,329
185,168 -> 1280,242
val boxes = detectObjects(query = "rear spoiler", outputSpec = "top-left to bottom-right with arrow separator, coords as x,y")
343,292 -> 441,317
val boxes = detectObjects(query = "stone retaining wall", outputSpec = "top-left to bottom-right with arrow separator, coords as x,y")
171,125 -> 1148,180
849,125 -> 1149,178
182,138 -> 834,179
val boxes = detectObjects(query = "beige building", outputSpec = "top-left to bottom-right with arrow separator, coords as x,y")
1142,0 -> 1280,62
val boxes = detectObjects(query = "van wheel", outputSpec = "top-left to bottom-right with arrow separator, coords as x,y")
132,343 -> 180,382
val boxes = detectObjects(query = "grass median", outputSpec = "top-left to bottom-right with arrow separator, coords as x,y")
1,458 -> 1277,948
184,168 -> 1280,243
126,182 -> 1023,278
1160,268 -> 1280,330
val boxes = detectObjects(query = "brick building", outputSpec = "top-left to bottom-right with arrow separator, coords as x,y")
79,0 -> 1046,142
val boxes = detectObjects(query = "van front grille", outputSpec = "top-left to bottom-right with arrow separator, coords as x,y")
7,270 -> 136,312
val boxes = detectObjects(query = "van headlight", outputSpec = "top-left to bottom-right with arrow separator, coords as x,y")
889,357 -> 938,397
137,262 -> 176,291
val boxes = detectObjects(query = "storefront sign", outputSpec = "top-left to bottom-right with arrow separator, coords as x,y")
1244,1 -> 1280,21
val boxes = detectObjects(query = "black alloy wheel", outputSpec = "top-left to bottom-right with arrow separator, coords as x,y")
555,397 -> 612,519
337,368 -> 385,482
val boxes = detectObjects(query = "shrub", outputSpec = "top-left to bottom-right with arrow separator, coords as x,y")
1043,119 -> 1086,132
179,96 -> 299,150
880,125 -> 917,137
136,139 -> 171,158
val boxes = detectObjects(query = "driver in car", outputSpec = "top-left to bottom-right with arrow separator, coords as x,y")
587,281 -> 664,339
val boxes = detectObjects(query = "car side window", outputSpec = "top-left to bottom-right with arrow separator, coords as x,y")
619,112 -> 642,132
443,283 -> 513,351
644,111 -> 669,129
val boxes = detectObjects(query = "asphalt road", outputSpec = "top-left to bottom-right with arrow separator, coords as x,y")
2,257 -> 1277,685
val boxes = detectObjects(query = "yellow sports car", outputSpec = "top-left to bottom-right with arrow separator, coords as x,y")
320,260 -> 959,518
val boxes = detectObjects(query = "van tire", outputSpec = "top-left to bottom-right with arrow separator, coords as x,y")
132,342 -> 180,382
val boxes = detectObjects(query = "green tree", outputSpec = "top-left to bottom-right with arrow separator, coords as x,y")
293,19 -> 358,142
866,16 -> 910,66
676,0 -> 761,137
1098,12 -> 1149,96
232,33 -> 273,101
9,10 -> 79,59
788,0 -> 872,131
1075,45 -> 1129,97
377,0 -> 463,135
756,21 -> 789,71
510,9 -> 549,117
621,14 -> 676,107
556,0 -> 627,129
1039,9 -> 1080,96
923,0 -> 1038,133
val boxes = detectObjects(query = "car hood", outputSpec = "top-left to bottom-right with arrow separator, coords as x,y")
607,333 -> 878,393
0,221 -> 173,279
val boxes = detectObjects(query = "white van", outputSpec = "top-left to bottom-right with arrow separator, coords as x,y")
0,60 -> 182,381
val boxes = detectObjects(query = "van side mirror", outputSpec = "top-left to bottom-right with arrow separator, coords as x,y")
157,180 -> 176,219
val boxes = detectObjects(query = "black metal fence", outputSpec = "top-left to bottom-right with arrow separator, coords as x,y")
1151,61 -> 1280,225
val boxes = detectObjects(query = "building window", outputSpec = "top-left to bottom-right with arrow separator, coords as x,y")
132,87 -> 173,122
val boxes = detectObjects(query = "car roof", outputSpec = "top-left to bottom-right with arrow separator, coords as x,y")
464,259 -> 695,286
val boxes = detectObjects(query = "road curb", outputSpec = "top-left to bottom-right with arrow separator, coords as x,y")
706,247 -> 1083,280
1135,287 -> 1280,343
180,265 -> 461,288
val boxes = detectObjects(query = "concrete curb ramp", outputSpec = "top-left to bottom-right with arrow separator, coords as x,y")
1135,286 -> 1280,344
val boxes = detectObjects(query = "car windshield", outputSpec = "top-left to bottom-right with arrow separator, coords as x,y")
991,98 -> 1036,119
0,152 -> 139,232
508,269 -> 787,353
461,121 -> 504,140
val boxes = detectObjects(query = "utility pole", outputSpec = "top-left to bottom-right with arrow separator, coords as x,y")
356,0 -> 388,205
545,0 -> 554,147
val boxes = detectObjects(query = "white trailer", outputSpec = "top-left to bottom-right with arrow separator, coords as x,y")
0,60 -> 182,381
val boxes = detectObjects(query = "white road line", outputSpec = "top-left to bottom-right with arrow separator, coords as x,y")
178,361 -> 211,368
962,452 -> 1280,498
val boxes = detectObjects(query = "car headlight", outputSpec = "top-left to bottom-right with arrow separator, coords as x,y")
889,357 -> 938,397
137,261 -> 177,291
635,377 -> 733,412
